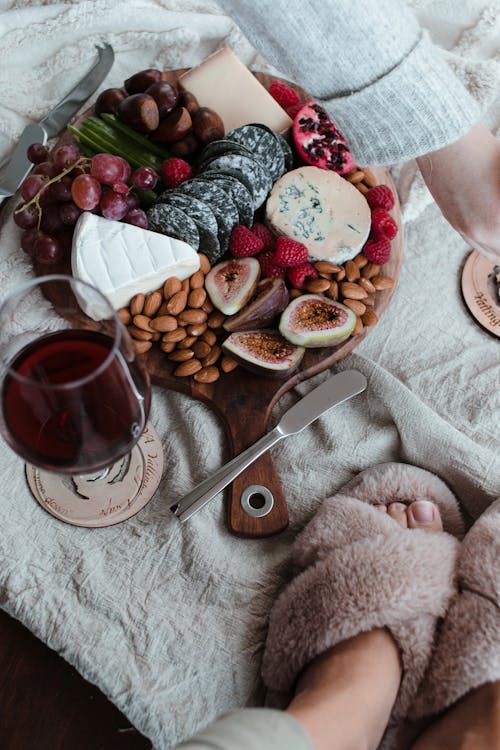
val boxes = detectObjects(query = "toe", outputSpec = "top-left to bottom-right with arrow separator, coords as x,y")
387,502 -> 408,529
407,500 -> 443,533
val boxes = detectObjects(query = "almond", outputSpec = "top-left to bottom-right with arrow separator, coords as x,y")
343,298 -> 366,316
163,277 -> 182,299
168,349 -> 194,362
201,329 -> 217,346
160,341 -> 176,353
156,301 -> 171,316
181,278 -> 190,294
166,290 -> 188,316
143,290 -> 163,317
162,327 -> 187,343
118,308 -> 132,325
361,263 -> 381,279
372,275 -> 395,290
364,294 -> 376,306
201,298 -> 214,314
356,182 -> 369,194
132,340 -> 152,354
335,267 -> 346,281
340,282 -> 368,300
187,322 -> 207,337
303,278 -> 331,294
150,315 -> 178,332
177,335 -> 198,349
174,359 -> 202,377
362,308 -> 378,326
358,277 -> 376,294
207,310 -> 225,328
202,345 -> 221,367
345,169 -> 365,184
220,356 -> 238,373
325,280 -> 339,300
130,293 -> 145,316
188,287 -> 206,309
133,314 -> 154,332
314,260 -> 342,274
353,316 -> 364,336
190,270 -> 205,289
151,332 -> 161,342
178,308 -> 207,325
194,366 -> 220,383
354,254 -> 369,269
197,253 -> 211,274
289,288 -> 303,299
192,340 -> 211,359
361,166 -> 377,187
128,325 -> 152,341
345,259 -> 360,281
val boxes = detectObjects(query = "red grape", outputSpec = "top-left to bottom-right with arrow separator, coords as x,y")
52,143 -> 81,170
27,143 -> 49,164
20,174 -> 48,201
34,234 -> 63,264
125,192 -> 140,211
59,202 -> 82,227
33,161 -> 58,178
116,156 -> 132,183
123,208 -> 148,229
131,166 -> 158,190
71,174 -> 101,210
21,229 -> 40,256
100,190 -> 128,220
90,153 -> 126,185
40,204 -> 65,235
13,202 -> 39,229
49,175 -> 73,202
111,181 -> 129,195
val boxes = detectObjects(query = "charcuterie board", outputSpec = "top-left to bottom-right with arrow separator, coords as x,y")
43,70 -> 403,538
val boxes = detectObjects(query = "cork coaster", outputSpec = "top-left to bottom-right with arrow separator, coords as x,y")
461,250 -> 500,338
25,423 -> 163,527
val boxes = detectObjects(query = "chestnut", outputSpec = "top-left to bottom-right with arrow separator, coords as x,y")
116,94 -> 160,133
145,81 -> 179,118
191,107 -> 224,144
124,68 -> 162,94
149,106 -> 192,143
169,133 -> 200,157
178,90 -> 200,116
94,87 -> 127,116
161,70 -> 180,87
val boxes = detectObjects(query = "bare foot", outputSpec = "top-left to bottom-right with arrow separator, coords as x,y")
285,500 -> 443,750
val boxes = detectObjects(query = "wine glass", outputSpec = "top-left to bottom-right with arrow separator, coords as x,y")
0,274 -> 163,527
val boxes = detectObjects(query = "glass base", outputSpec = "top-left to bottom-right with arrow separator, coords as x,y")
461,250 -> 500,338
25,423 -> 163,527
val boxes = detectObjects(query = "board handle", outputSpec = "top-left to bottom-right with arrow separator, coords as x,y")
223,412 -> 289,538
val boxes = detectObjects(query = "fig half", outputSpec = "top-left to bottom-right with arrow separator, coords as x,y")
279,294 -> 356,348
222,329 -> 305,378
205,257 -> 260,315
223,278 -> 289,332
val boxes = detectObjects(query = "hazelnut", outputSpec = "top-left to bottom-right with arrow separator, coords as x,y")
149,106 -> 192,143
191,107 -> 224,144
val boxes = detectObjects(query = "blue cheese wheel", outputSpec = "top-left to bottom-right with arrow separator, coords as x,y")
265,166 -> 371,263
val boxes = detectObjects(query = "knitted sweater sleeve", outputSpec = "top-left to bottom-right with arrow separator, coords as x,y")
217,0 -> 480,165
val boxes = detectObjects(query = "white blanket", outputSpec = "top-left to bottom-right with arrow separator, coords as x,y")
0,2 -> 498,748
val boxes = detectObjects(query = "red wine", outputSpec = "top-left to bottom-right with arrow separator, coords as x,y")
1,329 -> 150,473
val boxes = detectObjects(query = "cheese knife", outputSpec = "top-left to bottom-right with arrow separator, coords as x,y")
172,369 -> 367,522
0,43 -> 114,202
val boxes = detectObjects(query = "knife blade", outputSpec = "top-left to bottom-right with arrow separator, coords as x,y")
0,44 -> 114,199
172,369 -> 367,522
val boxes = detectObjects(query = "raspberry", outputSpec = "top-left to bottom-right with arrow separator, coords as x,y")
363,236 -> 391,265
370,207 -> 398,240
160,158 -> 192,189
274,236 -> 309,267
269,80 -> 301,117
258,249 -> 285,278
287,262 -> 318,289
250,222 -> 275,252
365,185 -> 395,211
229,225 -> 264,257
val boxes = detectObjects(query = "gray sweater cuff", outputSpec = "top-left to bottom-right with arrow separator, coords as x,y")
319,32 -> 480,165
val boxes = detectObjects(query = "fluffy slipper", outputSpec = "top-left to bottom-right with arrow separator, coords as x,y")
261,463 -> 465,723
413,496 -> 500,718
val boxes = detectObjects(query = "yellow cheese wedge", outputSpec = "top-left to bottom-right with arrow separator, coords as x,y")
181,47 -> 293,134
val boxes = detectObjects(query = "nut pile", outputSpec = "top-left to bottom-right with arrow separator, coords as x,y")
118,252 -> 237,383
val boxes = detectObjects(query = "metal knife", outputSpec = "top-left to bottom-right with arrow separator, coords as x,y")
172,369 -> 367,522
0,44 -> 114,201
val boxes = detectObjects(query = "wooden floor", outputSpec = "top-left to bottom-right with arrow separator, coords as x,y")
0,610 -> 152,750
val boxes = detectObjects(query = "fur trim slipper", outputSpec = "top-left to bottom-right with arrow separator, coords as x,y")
261,463 -> 465,722
413,496 -> 500,718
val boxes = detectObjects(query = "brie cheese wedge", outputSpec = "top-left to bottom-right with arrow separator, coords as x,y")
71,212 -> 200,319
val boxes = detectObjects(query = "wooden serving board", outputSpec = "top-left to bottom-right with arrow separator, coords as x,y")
48,72 -> 403,538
